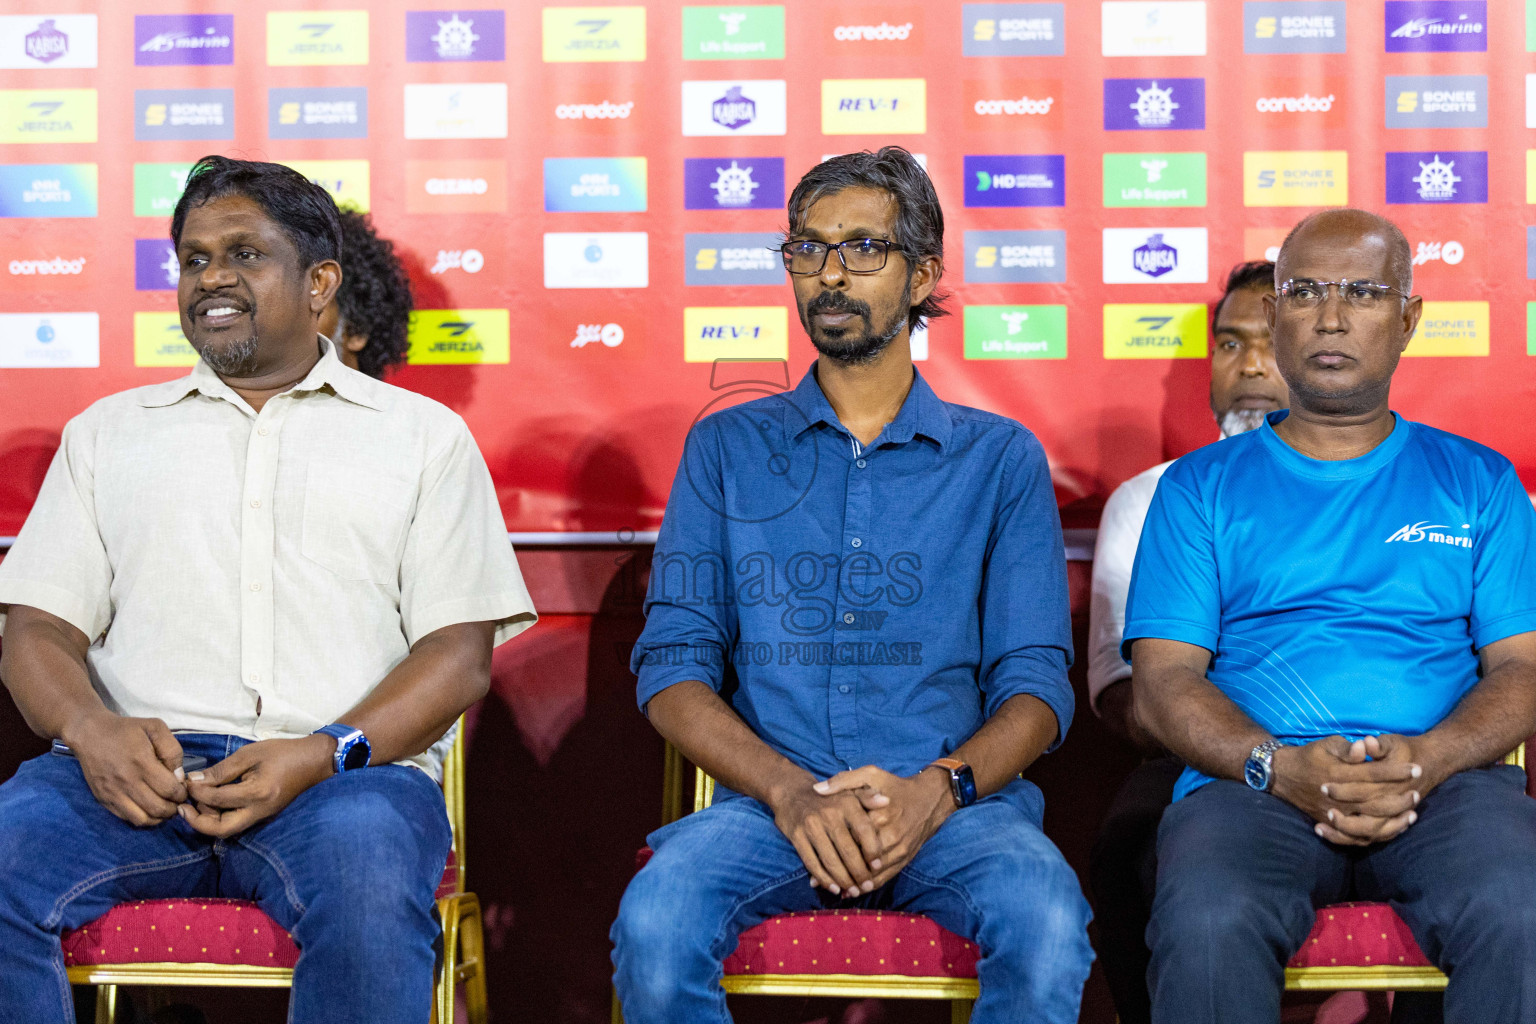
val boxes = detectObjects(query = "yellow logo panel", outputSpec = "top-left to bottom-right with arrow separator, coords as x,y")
267,11 -> 369,66
1527,151 -> 1536,204
134,312 -> 197,368
1408,301 -> 1488,357
543,7 -> 646,62
281,160 -> 370,213
407,309 -> 510,365
1103,304 -> 1208,359
684,306 -> 788,363
1243,151 -> 1348,207
821,79 -> 927,135
0,89 -> 97,144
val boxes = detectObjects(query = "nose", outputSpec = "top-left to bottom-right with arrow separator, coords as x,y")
196,257 -> 238,291
817,248 -> 849,289
1314,285 -> 1348,333
1241,342 -> 1272,377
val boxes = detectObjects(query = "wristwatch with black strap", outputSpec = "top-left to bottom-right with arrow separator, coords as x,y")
928,757 -> 977,809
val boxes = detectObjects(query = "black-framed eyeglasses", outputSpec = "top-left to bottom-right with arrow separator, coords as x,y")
1276,278 -> 1410,311
777,238 -> 902,275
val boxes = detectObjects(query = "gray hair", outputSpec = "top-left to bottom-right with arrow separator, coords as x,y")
785,147 -> 950,332
1277,208 -> 1413,294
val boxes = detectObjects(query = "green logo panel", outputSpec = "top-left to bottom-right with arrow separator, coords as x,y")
964,305 -> 1067,360
1528,302 -> 1536,355
1103,152 -> 1207,208
682,6 -> 785,59
133,162 -> 195,217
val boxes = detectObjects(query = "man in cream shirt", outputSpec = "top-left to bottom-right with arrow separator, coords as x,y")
0,157 -> 535,1023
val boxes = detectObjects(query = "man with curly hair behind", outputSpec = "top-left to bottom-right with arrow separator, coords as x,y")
318,209 -> 414,380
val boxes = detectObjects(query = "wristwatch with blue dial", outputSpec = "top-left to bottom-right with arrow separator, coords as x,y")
313,723 -> 371,774
1244,739 -> 1282,792
929,757 -> 977,809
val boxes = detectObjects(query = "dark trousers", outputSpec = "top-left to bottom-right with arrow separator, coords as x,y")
1088,755 -> 1182,1024
1149,764 -> 1536,1024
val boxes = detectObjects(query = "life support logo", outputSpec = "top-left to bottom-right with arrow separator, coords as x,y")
1385,522 -> 1471,548
682,6 -> 784,60
963,305 -> 1067,359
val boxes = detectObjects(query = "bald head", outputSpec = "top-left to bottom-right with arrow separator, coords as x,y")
1276,209 -> 1413,294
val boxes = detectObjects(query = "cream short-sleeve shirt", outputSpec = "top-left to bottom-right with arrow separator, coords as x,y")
0,339 -> 536,778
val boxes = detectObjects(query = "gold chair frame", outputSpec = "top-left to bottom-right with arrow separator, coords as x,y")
1282,743 -> 1526,993
614,745 -> 976,1024
66,717 -> 489,1024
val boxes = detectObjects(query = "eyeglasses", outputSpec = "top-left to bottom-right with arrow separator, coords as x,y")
1276,278 -> 1410,311
777,238 -> 902,275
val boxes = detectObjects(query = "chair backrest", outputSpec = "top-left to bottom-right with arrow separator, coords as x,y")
1504,742 -> 1525,770
443,718 -> 467,894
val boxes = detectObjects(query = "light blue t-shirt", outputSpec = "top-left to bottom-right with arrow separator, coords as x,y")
1124,411 -> 1536,801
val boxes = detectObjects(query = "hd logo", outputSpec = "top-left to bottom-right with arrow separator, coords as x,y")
964,155 -> 1065,207
0,89 -> 96,143
684,306 -> 788,362
964,230 -> 1066,284
1385,75 -> 1485,129
1103,304 -> 1208,358
266,11 -> 369,66
407,309 -> 511,364
1245,2 -> 1346,53
821,79 -> 926,134
543,7 -> 647,62
135,88 -> 232,141
269,87 -> 368,139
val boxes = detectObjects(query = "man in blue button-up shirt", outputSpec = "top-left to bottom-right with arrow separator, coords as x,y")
610,148 -> 1092,1024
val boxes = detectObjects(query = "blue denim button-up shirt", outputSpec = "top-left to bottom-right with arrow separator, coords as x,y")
633,366 -> 1073,822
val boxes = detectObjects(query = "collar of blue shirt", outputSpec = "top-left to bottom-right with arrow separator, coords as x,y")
780,364 -> 954,451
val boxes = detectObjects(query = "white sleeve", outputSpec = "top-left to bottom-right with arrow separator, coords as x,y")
1087,469 -> 1161,714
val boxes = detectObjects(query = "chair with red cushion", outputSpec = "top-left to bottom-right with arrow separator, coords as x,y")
63,717 -> 488,1024
1283,742 -> 1529,996
613,744 -> 978,1024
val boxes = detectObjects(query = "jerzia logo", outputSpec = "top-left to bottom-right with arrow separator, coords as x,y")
1385,521 -> 1471,548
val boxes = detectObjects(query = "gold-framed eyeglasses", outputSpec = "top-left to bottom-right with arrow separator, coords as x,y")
777,238 -> 902,275
1276,278 -> 1410,311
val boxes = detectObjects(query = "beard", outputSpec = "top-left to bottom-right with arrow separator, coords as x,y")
193,331 -> 260,376
799,279 -> 911,366
1219,407 -> 1269,438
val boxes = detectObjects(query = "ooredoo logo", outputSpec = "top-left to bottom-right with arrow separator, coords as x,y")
825,6 -> 922,54
8,255 -> 84,275
834,22 -> 912,40
1255,94 -> 1334,112
1246,79 -> 1345,128
963,78 -> 1062,131
555,100 -> 633,120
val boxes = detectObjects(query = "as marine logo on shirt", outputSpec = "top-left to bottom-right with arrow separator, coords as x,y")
1385,521 -> 1471,548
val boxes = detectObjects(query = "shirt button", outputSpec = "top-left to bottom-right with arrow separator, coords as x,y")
850,537 -> 862,548
249,499 -> 261,509
257,427 -> 269,436
838,685 -> 851,694
249,673 -> 259,683
856,459 -> 867,469
843,612 -> 855,624
249,583 -> 261,592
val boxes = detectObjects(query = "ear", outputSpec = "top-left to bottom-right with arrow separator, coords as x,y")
1399,294 -> 1422,353
1261,291 -> 1277,332
342,330 -> 368,354
908,255 -> 941,309
307,260 -> 342,316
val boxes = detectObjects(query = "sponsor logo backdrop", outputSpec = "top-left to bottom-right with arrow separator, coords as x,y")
0,1 -> 1533,536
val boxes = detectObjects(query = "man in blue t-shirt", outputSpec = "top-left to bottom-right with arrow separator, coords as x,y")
1125,208 -> 1536,1023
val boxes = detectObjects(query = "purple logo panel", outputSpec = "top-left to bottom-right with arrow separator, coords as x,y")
1384,151 -> 1487,204
134,14 -> 234,66
1384,1 -> 1486,52
405,10 -> 505,62
683,157 -> 784,210
1103,78 -> 1205,131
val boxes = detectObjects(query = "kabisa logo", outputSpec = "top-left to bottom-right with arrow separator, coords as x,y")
1245,2 -> 1346,53
963,305 -> 1068,359
133,239 -> 178,290
430,248 -> 484,275
1101,1 -> 1208,56
681,80 -> 786,136
571,322 -> 624,348
962,3 -> 1065,57
0,15 -> 95,69
1385,75 -> 1486,129
555,100 -> 633,120
1385,1 -> 1485,52
8,255 -> 86,276
1385,521 -> 1471,548
964,230 -> 1067,284
134,15 -> 233,66
682,6 -> 785,60
1103,227 -> 1209,283
1385,151 -> 1487,204
1412,240 -> 1464,267
964,155 -> 1065,207
1103,303 -> 1208,359
542,7 -> 647,62
1243,151 -> 1348,207
267,12 -> 369,66
406,309 -> 511,365
685,232 -> 784,286
269,87 -> 368,140
1104,78 -> 1205,131
0,312 -> 98,368
135,89 -> 233,142
543,232 -> 648,289
406,11 -> 505,62
821,79 -> 927,134
683,306 -> 788,362
25,19 -> 66,63
683,157 -> 784,210
1133,234 -> 1177,277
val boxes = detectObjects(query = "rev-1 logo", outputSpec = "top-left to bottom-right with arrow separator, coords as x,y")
700,324 -> 762,339
1385,520 -> 1471,547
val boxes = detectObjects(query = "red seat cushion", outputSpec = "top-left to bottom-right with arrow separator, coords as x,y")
62,899 -> 299,969
436,848 -> 459,900
1286,902 -> 1434,970
723,909 -> 980,978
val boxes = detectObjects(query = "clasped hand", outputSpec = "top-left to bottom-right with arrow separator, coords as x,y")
1272,734 -> 1435,846
769,765 -> 953,898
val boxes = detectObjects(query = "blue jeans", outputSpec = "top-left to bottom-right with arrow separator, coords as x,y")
1149,765 -> 1536,1024
0,735 -> 452,1024
610,792 -> 1094,1024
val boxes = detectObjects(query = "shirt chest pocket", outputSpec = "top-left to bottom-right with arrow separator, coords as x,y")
300,460 -> 415,584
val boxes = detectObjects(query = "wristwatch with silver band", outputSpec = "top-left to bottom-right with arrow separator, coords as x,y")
1244,739 -> 1283,792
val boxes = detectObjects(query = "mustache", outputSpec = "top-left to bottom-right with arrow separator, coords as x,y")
806,291 -> 871,318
